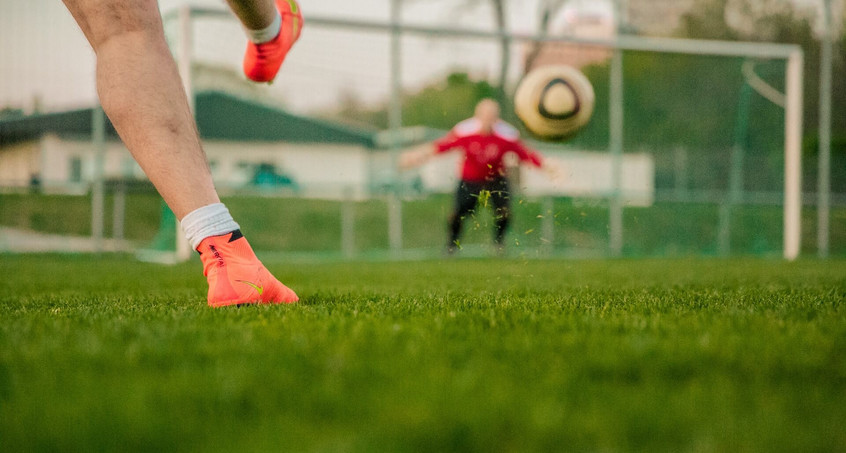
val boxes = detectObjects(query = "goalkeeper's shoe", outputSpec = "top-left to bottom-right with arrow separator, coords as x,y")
198,230 -> 299,307
243,0 -> 303,83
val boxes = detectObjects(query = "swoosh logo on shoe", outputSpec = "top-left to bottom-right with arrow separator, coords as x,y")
236,280 -> 264,295
284,0 -> 299,14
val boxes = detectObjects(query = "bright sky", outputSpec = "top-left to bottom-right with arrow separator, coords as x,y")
2,0 -> 834,115
0,0 -> 551,114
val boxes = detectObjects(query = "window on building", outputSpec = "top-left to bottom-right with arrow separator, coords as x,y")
69,157 -> 83,183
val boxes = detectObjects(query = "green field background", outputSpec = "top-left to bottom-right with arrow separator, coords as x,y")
1,192 -> 844,257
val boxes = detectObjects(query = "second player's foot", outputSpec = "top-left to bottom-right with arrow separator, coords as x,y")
198,230 -> 299,307
243,0 -> 303,83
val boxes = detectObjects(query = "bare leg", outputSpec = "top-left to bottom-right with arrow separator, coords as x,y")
62,0 -> 218,219
224,0 -> 277,30
62,0 -> 299,306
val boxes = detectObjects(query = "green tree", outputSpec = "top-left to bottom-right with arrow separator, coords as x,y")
402,72 -> 499,129
334,72 -> 497,131
564,0 -> 844,192
674,0 -> 846,192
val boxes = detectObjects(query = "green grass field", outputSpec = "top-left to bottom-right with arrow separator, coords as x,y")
1,254 -> 844,452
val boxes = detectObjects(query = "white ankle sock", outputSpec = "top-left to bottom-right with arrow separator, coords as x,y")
180,203 -> 241,250
246,11 -> 282,44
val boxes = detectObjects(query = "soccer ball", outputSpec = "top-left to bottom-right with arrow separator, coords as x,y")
513,65 -> 595,140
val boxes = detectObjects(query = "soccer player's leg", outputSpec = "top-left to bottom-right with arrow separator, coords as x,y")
61,0 -> 298,307
448,181 -> 481,253
62,0 -> 218,220
491,178 -> 512,250
227,0 -> 304,83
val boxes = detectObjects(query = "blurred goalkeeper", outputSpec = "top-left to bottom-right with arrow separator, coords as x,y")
400,99 -> 562,254
61,0 -> 302,307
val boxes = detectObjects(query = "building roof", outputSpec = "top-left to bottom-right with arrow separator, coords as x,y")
0,91 -> 377,148
0,106 -> 119,146
195,92 -> 376,146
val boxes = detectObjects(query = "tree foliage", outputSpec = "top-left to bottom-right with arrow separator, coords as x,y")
335,72 -> 498,131
672,0 -> 846,191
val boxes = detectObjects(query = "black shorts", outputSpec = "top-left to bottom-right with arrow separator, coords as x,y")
454,177 -> 511,215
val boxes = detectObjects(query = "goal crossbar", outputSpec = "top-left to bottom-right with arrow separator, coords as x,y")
177,8 -> 800,59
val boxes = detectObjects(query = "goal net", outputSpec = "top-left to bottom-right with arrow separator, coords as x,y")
156,6 -> 804,260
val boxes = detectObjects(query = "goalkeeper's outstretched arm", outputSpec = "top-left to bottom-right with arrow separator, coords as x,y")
398,143 -> 438,170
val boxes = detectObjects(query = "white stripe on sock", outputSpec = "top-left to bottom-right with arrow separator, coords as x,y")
180,203 -> 241,250
246,11 -> 282,44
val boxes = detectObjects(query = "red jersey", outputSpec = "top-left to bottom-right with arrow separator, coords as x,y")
434,118 -> 543,183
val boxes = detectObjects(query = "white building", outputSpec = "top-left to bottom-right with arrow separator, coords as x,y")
1,90 -> 653,205
0,91 -> 386,199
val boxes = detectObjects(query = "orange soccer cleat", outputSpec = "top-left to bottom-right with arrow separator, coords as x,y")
198,230 -> 299,307
243,0 -> 303,83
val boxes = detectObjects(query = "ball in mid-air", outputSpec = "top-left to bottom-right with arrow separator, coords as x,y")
514,65 -> 595,140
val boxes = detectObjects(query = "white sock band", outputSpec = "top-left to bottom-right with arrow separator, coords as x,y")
246,11 -> 282,44
180,203 -> 241,250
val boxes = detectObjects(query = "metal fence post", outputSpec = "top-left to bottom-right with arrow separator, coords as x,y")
542,196 -> 555,256
341,190 -> 355,258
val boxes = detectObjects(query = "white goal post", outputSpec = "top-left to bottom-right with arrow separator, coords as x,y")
165,7 -> 804,260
